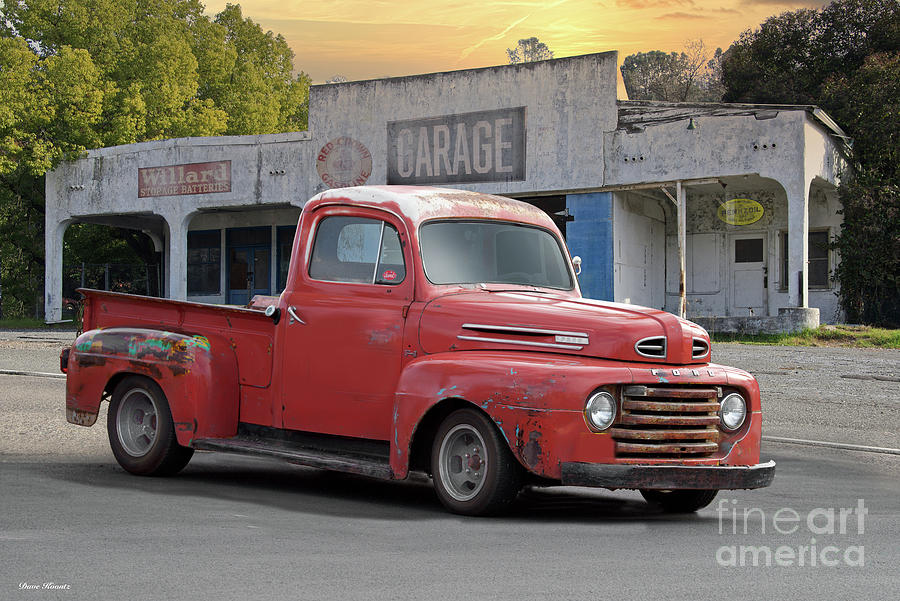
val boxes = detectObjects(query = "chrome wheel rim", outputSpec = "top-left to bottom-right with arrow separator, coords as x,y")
116,389 -> 159,457
438,424 -> 488,502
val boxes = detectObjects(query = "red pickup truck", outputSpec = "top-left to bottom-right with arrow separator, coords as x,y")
62,186 -> 774,515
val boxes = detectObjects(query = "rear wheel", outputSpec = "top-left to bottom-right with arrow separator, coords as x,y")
107,376 -> 193,476
431,408 -> 522,516
640,489 -> 718,513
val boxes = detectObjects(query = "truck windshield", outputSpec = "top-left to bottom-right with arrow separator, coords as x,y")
419,220 -> 573,289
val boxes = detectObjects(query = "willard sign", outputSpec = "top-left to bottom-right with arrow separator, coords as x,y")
138,161 -> 231,198
387,107 -> 526,185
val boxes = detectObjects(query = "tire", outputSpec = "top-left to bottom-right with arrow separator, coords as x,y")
107,376 -> 193,476
430,408 -> 522,516
640,489 -> 718,513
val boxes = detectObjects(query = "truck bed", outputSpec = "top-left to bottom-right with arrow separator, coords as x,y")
79,289 -> 276,388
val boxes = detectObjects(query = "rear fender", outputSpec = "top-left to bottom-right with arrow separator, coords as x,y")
66,328 -> 239,445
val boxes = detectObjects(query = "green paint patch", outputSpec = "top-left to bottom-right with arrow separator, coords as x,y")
128,337 -> 174,357
183,335 -> 210,351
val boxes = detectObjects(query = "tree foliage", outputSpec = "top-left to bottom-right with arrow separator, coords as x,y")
0,0 -> 311,318
506,37 -> 553,64
722,0 -> 899,325
621,40 -> 724,102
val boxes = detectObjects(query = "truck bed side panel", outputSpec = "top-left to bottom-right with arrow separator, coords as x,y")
81,289 -> 275,388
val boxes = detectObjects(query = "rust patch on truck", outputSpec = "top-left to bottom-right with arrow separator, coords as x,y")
66,408 -> 98,427
522,431 -> 543,467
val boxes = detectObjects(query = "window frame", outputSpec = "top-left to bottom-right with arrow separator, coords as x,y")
779,228 -> 832,291
417,218 -> 575,290
187,229 -> 222,296
307,214 -> 407,286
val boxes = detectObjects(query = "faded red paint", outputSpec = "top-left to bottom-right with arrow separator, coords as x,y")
64,186 -> 771,494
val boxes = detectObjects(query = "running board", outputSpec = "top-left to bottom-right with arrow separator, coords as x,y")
191,435 -> 394,480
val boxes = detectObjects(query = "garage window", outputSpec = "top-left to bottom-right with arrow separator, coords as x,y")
780,230 -> 831,289
188,230 -> 221,295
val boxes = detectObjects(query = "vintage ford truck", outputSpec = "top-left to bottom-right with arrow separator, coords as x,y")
62,186 -> 774,515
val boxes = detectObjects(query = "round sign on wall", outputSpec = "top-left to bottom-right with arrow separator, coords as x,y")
316,137 -> 372,188
717,198 -> 764,226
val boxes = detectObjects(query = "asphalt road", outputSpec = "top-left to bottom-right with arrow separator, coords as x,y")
1,331 -> 898,600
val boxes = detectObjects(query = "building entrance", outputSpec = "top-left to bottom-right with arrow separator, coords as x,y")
227,227 -> 271,305
729,232 -> 767,316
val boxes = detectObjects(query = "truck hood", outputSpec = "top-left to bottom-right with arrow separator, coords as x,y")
418,290 -> 710,365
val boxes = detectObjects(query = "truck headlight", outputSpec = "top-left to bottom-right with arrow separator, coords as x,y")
719,393 -> 747,431
585,390 -> 617,431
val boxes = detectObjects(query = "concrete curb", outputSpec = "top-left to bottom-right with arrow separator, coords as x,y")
763,435 -> 900,456
0,369 -> 66,380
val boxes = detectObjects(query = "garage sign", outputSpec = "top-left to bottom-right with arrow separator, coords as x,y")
718,199 -> 764,226
387,107 -> 526,185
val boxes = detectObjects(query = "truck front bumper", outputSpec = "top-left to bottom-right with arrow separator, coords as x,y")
560,460 -> 776,490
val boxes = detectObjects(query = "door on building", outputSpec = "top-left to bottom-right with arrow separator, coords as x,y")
227,227 -> 271,305
729,233 -> 767,316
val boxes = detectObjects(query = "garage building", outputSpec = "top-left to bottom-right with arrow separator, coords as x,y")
45,52 -> 850,332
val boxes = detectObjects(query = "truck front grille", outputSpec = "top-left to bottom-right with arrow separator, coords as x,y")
611,385 -> 721,457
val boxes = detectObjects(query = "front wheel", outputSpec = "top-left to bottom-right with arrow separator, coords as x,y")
431,408 -> 522,516
107,376 -> 193,476
640,489 -> 718,513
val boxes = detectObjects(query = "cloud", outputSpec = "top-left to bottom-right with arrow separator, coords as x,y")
616,0 -> 696,8
459,13 -> 532,59
655,11 -> 713,20
458,0 -> 570,60
738,0 -> 828,6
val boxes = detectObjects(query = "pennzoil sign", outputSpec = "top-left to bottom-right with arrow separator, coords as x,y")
718,198 -> 764,226
138,161 -> 231,198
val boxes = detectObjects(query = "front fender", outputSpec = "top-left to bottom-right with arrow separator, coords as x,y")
390,351 -> 634,479
66,328 -> 239,445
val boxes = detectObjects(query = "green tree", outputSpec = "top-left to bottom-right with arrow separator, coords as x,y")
506,37 -> 553,64
0,0 -> 311,318
621,40 -> 724,102
203,3 -> 310,135
722,0 -> 900,325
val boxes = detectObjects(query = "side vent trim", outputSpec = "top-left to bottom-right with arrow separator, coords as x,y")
635,336 -> 667,359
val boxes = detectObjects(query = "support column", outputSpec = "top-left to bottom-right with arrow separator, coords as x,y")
44,219 -> 73,323
661,183 -> 687,318
565,192 -> 614,300
676,181 -> 687,318
786,180 -> 810,308
164,214 -> 190,300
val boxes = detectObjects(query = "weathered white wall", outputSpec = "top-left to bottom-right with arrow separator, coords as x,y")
604,109 -> 808,187
305,52 -> 619,198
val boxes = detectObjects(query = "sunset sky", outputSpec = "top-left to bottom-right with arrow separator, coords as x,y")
203,0 -> 826,84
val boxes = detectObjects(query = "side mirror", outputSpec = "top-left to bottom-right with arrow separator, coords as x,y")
572,256 -> 582,276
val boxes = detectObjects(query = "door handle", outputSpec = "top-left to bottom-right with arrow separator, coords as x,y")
287,306 -> 306,325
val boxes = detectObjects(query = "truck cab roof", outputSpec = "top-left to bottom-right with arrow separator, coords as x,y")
305,185 -> 555,230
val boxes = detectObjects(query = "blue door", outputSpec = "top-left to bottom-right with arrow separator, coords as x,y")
228,245 -> 270,305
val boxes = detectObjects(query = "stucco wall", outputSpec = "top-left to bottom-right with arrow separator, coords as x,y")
306,52 -> 619,198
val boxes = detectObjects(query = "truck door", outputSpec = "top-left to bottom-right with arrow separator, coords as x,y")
280,207 -> 412,440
